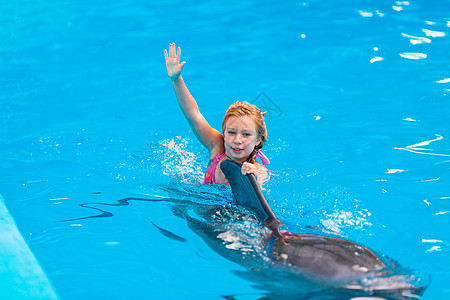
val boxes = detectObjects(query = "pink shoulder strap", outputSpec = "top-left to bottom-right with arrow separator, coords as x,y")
204,152 -> 225,184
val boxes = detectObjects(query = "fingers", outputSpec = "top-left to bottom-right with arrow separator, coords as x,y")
241,162 -> 256,175
165,43 -> 183,60
169,43 -> 174,57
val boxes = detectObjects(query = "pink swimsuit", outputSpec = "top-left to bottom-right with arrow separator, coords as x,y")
203,150 -> 270,184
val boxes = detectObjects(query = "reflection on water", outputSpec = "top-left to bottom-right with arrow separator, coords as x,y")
399,52 -> 427,60
395,134 -> 450,157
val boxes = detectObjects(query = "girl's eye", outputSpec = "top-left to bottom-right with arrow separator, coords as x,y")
243,133 -> 251,137
227,131 -> 236,135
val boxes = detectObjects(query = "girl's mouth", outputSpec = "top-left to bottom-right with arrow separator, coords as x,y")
231,147 -> 244,154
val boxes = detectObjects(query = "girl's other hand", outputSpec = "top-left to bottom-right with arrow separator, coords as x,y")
242,162 -> 268,186
241,162 -> 258,175
164,43 -> 186,81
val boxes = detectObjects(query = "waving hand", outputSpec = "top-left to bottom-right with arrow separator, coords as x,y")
164,43 -> 186,81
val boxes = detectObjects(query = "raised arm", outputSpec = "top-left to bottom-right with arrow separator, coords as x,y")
164,43 -> 223,153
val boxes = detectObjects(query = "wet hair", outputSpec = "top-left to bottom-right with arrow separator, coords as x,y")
222,101 -> 268,163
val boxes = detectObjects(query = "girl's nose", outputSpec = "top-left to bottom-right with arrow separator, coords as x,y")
234,135 -> 242,143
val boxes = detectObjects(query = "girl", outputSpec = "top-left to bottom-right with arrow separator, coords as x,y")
164,43 -> 270,185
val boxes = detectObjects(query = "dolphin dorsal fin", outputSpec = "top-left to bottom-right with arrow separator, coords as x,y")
220,160 -> 280,233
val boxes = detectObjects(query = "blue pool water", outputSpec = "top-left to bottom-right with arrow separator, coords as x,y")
1,0 -> 449,298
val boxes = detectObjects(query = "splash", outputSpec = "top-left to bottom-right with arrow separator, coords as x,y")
266,172 -> 373,238
157,136 -> 206,183
320,209 -> 373,235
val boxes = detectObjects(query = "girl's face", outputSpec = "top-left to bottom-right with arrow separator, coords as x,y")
223,116 -> 261,163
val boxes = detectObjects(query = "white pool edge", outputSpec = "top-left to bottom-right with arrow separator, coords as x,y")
0,194 -> 59,300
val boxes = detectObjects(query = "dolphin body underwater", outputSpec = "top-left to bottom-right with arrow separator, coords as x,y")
219,160 -> 427,298
61,160 -> 427,298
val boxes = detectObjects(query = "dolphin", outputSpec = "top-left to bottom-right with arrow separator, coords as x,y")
60,160 -> 426,298
220,160 -> 426,296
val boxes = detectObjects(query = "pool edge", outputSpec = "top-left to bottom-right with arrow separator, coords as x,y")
0,194 -> 59,300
